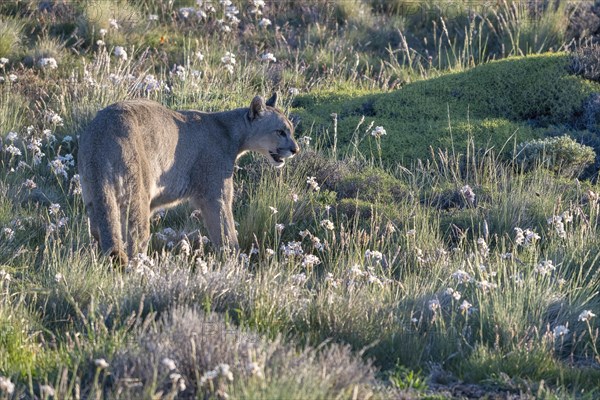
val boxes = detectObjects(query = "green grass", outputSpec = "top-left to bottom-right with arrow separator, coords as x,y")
0,1 -> 599,398
293,53 -> 600,165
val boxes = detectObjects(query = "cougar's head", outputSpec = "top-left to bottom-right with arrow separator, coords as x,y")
245,94 -> 299,168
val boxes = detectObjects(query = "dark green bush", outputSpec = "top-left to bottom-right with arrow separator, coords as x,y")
336,167 -> 411,204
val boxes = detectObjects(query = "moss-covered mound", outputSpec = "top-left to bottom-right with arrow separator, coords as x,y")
293,53 -> 600,164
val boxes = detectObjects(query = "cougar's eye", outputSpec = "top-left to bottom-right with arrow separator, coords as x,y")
278,130 -> 287,137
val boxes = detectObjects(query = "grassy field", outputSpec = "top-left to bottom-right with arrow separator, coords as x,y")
1,0 -> 600,398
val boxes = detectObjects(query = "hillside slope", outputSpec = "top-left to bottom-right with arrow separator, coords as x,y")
293,53 -> 600,164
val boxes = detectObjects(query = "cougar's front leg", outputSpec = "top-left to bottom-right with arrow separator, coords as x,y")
194,178 -> 239,250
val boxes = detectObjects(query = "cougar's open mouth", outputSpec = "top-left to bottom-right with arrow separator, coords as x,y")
269,152 -> 284,163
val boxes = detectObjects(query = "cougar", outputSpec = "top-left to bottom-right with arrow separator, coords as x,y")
78,94 -> 299,265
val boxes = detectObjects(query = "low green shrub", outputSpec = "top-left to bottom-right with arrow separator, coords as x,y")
293,54 -> 600,165
515,135 -> 596,178
336,166 -> 411,204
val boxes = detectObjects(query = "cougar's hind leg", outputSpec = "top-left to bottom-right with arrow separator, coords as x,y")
121,188 -> 151,262
94,188 -> 128,266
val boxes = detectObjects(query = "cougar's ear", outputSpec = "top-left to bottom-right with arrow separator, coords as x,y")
266,92 -> 278,108
249,96 -> 266,120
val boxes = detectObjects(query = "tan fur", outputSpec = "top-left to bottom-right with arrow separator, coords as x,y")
78,94 -> 298,265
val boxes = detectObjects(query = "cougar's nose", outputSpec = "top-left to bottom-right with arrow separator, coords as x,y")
291,142 -> 300,154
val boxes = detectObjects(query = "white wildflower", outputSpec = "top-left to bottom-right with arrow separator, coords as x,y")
27,137 -> 44,165
99,28 -> 107,37
94,358 -> 109,369
261,52 -> 276,63
451,269 -> 471,283
514,227 -> 540,247
162,357 -> 177,371
320,219 -> 334,230
275,223 -> 285,233
148,14 -> 159,21
311,236 -> 324,251
8,74 -> 17,82
45,110 -> 63,126
459,300 -> 472,312
49,203 -> 61,215
428,299 -> 440,312
200,369 -> 219,386
324,272 -> 340,288
225,5 -> 239,16
445,288 -> 461,301
5,144 -> 21,156
221,52 -> 236,65
114,46 -> 128,61
365,249 -> 383,261
302,254 -> 320,268
109,18 -> 119,29
281,241 -> 303,257
179,7 -> 194,18
460,184 -> 475,204
49,158 -> 68,179
39,57 -> 58,69
43,129 -> 56,143
298,136 -> 311,146
0,376 -> 15,394
0,57 -> 8,66
370,126 -> 386,138
268,206 -> 278,214
57,217 -> 69,228
535,260 -> 556,275
6,131 -> 18,141
415,247 -> 425,262
578,310 -> 596,322
259,17 -> 272,27
196,258 -> 209,274
553,324 -> 569,338
2,228 -> 14,241
306,176 -> 320,191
